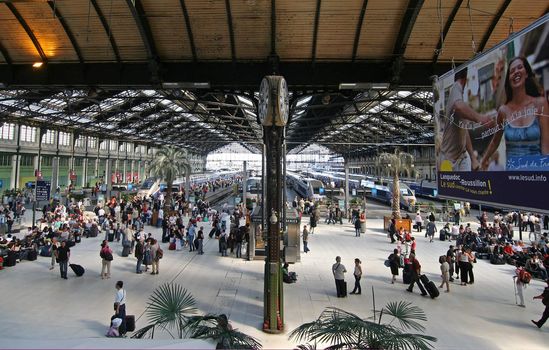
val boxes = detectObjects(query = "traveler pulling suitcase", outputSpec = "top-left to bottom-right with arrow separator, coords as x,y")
69,264 -> 85,277
420,274 -> 439,299
125,315 -> 136,332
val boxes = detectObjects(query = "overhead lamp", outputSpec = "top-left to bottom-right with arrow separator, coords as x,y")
338,82 -> 389,90
32,62 -> 43,68
161,82 -> 210,89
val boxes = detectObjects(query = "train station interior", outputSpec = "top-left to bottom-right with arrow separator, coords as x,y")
1,1 -> 549,349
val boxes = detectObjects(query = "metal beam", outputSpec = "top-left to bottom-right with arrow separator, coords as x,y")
225,0 -> 236,63
0,41 -> 12,65
178,0 -> 197,62
5,2 -> 47,62
0,61 -> 454,89
432,0 -> 463,64
351,0 -> 368,62
391,0 -> 424,83
125,0 -> 160,81
47,1 -> 83,64
311,0 -> 322,65
478,0 -> 512,52
270,0 -> 276,54
90,0 -> 121,63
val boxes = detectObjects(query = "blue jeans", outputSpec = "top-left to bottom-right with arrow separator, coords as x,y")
157,218 -> 163,228
235,242 -> 242,258
198,239 -> 203,254
355,228 -> 360,237
59,260 -> 68,278
188,235 -> 195,251
303,240 -> 309,252
136,258 -> 142,273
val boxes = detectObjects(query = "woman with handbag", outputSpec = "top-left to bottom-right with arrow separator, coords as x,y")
100,240 -> 113,279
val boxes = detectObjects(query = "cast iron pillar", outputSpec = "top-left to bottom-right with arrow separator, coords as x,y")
258,75 -> 289,333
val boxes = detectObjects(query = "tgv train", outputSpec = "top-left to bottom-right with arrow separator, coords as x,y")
302,169 -> 417,210
286,171 -> 326,200
138,170 -> 239,197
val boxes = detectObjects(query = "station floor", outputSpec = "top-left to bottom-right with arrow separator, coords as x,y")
1,203 -> 548,349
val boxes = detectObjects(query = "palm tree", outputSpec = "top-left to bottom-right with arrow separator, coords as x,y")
185,314 -> 262,349
376,150 -> 414,219
289,301 -> 436,350
132,283 -> 197,339
148,146 -> 191,209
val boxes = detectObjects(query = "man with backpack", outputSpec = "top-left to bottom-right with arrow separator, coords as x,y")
532,279 -> 549,328
514,265 -> 531,307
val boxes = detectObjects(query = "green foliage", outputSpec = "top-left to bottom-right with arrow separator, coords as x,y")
185,314 -> 262,349
132,283 -> 197,339
290,302 -> 436,350
148,146 -> 191,207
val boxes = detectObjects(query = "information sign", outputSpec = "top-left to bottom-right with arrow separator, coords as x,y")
35,180 -> 51,201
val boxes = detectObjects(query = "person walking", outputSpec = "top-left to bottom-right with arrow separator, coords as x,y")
49,237 -> 58,270
114,281 -> 127,336
415,212 -> 423,233
532,279 -> 549,328
438,255 -> 450,292
235,225 -> 243,258
134,238 -> 144,274
466,248 -> 476,284
332,256 -> 347,298
426,220 -> 436,243
100,240 -> 113,279
388,248 -> 401,284
350,258 -> 363,295
197,226 -> 204,255
388,218 -> 396,243
302,224 -> 310,253
150,239 -> 160,275
55,240 -> 70,280
514,265 -> 527,307
406,254 -> 427,296
354,216 -> 361,237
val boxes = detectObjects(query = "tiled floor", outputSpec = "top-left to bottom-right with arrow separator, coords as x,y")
1,206 -> 547,349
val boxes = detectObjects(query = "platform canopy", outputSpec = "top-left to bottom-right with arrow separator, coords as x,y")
0,0 -> 546,155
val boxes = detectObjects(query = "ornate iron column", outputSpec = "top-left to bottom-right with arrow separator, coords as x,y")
258,75 -> 288,333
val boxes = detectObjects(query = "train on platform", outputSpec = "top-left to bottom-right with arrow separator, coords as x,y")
138,170 -> 239,198
286,171 -> 326,201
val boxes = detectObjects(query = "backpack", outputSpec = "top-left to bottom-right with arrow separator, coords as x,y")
156,247 -> 163,260
519,269 -> 531,284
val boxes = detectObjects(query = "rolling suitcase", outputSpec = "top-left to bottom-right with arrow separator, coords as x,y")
3,251 -> 16,267
439,229 -> 446,241
75,235 -> 81,243
69,263 -> 85,277
108,233 -> 115,242
403,264 -> 412,284
420,274 -> 439,299
121,246 -> 130,257
125,315 -> 136,332
341,281 -> 347,297
169,241 -> 176,250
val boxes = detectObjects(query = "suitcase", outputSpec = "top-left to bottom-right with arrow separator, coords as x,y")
476,252 -> 490,260
108,233 -> 115,242
403,264 -> 412,284
194,239 -> 199,250
439,230 -> 446,241
66,240 -> 76,248
169,242 -> 176,250
420,275 -> 440,299
121,246 -> 130,257
75,235 -> 81,243
69,263 -> 85,277
125,315 -> 136,332
26,250 -> 37,261
3,251 -> 16,267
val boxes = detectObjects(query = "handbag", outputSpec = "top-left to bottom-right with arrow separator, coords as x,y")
384,259 -> 391,267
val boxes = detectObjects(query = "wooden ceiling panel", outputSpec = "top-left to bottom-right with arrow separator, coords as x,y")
231,0 -> 270,60
185,0 -> 231,60
52,0 -> 116,62
316,0 -> 363,60
405,0 -> 455,60
0,6 -> 40,63
483,0 -> 548,52
142,0 -> 192,60
436,0 -> 501,62
276,0 -> 316,60
15,2 -> 78,62
356,0 -> 408,59
96,0 -> 146,61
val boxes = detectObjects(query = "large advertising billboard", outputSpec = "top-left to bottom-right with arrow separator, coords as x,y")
434,14 -> 549,213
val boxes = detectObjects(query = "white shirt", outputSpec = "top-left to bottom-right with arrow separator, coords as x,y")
115,289 -> 126,306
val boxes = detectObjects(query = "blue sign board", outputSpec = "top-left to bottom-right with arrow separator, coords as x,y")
0,179 -> 3,188
35,180 -> 51,201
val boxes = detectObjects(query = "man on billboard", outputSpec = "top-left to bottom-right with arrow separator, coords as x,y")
440,68 -> 492,172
